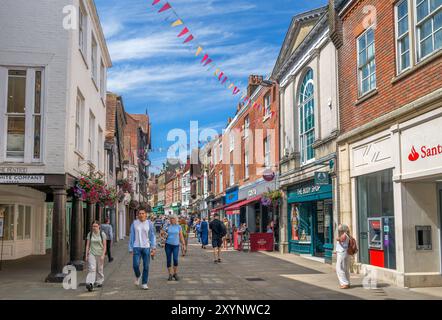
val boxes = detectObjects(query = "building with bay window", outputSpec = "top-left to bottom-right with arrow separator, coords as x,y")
0,0 -> 112,282
335,0 -> 442,287
273,4 -> 340,262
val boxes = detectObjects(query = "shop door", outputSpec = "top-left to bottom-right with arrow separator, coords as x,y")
45,203 -> 53,250
314,201 -> 325,257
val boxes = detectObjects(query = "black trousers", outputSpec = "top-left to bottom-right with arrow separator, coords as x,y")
106,240 -> 112,260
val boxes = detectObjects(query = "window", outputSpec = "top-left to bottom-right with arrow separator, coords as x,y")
79,3 -> 87,54
88,112 -> 95,162
219,171 -> 223,193
244,115 -> 250,138
229,133 -> 234,152
396,0 -> 411,72
416,0 -> 442,60
358,28 -> 376,96
97,126 -> 103,170
264,135 -> 271,169
16,205 -> 31,240
230,164 -> 234,186
3,68 -> 44,162
298,69 -> 315,164
0,204 -> 14,241
244,150 -> 249,179
75,92 -> 84,152
91,35 -> 98,84
264,94 -> 271,117
100,60 -> 106,98
108,151 -> 114,175
219,143 -> 223,162
204,174 -> 208,195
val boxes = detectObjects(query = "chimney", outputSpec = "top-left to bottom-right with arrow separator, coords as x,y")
247,75 -> 263,97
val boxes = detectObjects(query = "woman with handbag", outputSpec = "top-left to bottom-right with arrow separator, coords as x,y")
336,224 -> 351,289
161,214 -> 186,281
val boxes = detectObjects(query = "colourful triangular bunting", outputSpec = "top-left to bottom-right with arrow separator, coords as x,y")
158,2 -> 172,13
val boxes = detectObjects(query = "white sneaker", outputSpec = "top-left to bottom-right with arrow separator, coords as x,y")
142,284 -> 149,290
134,277 -> 141,286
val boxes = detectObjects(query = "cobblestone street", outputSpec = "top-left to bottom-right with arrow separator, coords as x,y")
1,234 -> 441,300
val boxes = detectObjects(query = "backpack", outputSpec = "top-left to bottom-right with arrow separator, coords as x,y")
347,234 -> 358,256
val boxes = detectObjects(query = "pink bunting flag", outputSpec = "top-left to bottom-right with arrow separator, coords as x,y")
152,0 -> 161,5
233,87 -> 240,95
201,54 -> 209,64
218,72 -> 224,80
221,77 -> 228,85
158,2 -> 172,13
183,35 -> 194,44
177,27 -> 189,38
203,59 -> 212,66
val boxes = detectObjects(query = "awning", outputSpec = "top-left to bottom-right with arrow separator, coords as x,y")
210,204 -> 228,214
225,196 -> 262,215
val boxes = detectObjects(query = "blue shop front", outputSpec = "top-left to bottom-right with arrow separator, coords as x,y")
287,181 -> 334,263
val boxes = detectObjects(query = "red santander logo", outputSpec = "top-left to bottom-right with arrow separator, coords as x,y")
408,145 -> 442,162
408,146 -> 419,162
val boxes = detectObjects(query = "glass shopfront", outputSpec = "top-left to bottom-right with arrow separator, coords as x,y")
357,169 -> 396,270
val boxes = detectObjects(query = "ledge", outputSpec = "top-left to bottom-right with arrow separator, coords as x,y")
354,89 -> 378,106
79,48 -> 89,70
74,150 -> 85,160
392,50 -> 442,85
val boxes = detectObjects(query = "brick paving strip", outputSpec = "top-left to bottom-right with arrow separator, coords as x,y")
0,234 -> 441,300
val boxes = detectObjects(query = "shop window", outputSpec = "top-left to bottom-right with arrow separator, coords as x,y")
0,204 -> 14,241
357,169 -> 396,270
25,206 -> 31,239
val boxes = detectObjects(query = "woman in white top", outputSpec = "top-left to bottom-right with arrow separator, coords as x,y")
336,224 -> 351,289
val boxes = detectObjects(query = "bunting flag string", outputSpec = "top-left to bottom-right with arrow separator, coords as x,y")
149,1 -> 257,106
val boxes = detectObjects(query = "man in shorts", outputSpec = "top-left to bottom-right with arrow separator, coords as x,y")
209,213 -> 226,263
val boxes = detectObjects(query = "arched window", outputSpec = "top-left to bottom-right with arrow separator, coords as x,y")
298,69 -> 315,164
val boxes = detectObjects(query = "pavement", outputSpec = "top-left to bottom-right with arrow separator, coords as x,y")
0,234 -> 441,300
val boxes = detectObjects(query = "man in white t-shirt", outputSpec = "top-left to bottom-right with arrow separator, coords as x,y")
129,208 -> 156,290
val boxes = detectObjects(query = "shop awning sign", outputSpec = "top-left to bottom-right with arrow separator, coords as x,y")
0,175 -> 45,184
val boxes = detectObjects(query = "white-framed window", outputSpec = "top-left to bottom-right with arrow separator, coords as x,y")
2,68 -> 44,162
79,2 -> 87,54
244,115 -> 250,138
230,164 -> 234,186
298,69 -> 315,165
264,135 -> 271,169
264,93 -> 271,116
244,150 -> 249,179
100,60 -> 106,98
204,173 -> 208,195
97,126 -> 103,171
416,0 -> 442,61
219,171 -> 223,193
357,28 -> 376,96
91,35 -> 98,84
75,91 -> 84,152
0,204 -> 32,241
396,0 -> 412,73
88,111 -> 95,162
229,133 -> 234,152
219,143 -> 223,162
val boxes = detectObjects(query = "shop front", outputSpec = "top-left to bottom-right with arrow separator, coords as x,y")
287,181 -> 333,261
225,186 -> 239,227
210,196 -> 226,219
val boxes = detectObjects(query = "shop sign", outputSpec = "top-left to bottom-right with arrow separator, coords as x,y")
296,185 -> 321,196
407,145 -> 442,162
263,169 -> 275,182
314,172 -> 329,185
0,167 -> 28,174
248,189 -> 257,198
0,175 -> 45,184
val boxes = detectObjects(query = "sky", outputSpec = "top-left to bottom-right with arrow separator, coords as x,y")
95,0 -> 328,173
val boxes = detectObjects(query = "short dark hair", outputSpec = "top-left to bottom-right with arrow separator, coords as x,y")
91,220 -> 100,227
214,213 -> 219,218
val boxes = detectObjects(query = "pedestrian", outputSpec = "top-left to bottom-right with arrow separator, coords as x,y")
85,221 -> 107,292
209,213 -> 226,263
155,215 -> 163,234
129,208 -> 157,290
336,224 -> 351,289
179,218 -> 189,256
161,214 -> 186,281
101,218 -> 114,262
222,217 -> 231,249
195,218 -> 201,243
200,217 -> 209,249
266,221 -> 273,234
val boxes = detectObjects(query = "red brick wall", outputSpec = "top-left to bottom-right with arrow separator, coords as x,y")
338,0 -> 442,134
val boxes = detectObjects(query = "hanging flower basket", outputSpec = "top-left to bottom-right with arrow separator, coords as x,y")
117,178 -> 133,193
72,172 -> 117,206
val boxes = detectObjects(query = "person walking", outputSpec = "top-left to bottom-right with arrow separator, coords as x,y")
200,217 -> 209,249
179,218 -> 189,256
129,208 -> 157,290
154,216 -> 163,234
101,218 -> 114,262
195,218 -> 201,243
210,213 -> 226,263
85,221 -> 107,292
336,224 -> 351,289
161,214 -> 186,281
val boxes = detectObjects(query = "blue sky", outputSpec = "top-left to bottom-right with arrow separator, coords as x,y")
95,0 -> 327,173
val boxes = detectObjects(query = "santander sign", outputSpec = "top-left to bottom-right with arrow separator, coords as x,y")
408,145 -> 442,162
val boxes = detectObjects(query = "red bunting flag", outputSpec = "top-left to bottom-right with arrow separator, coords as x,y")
221,77 -> 228,85
233,87 -> 240,95
218,72 -> 224,80
183,35 -> 194,43
152,0 -> 161,5
203,59 -> 212,66
201,54 -> 209,64
177,27 -> 189,38
158,2 -> 172,13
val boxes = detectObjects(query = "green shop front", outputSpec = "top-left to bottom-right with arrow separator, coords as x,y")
287,181 -> 333,263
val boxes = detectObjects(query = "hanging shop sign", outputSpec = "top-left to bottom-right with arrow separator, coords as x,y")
0,175 -> 45,184
225,187 -> 238,205
314,172 -> 330,186
263,169 -> 275,182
